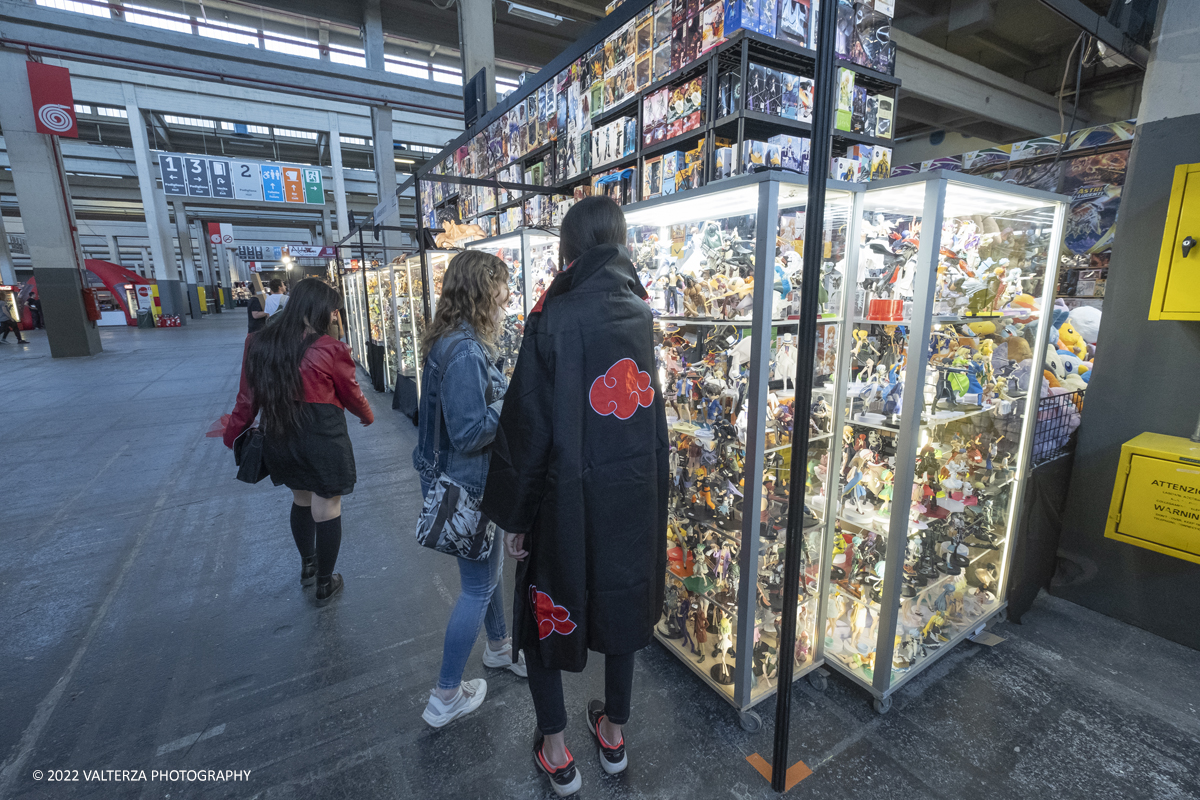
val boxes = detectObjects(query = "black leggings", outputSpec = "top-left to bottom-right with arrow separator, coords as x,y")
525,651 -> 636,735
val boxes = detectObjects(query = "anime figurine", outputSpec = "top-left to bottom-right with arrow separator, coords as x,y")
692,601 -> 708,660
710,611 -> 735,684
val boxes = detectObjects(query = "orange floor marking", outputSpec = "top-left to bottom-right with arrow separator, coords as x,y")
746,753 -> 813,792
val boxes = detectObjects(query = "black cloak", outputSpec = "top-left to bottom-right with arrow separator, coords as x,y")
483,244 -> 669,672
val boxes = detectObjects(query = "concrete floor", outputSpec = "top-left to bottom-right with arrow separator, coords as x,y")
1,314 -> 1199,800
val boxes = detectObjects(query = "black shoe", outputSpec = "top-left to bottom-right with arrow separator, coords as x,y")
315,573 -> 343,605
587,699 -> 628,775
533,736 -> 581,797
301,555 -> 318,587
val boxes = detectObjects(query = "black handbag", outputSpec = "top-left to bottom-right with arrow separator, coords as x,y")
393,373 -> 419,426
233,425 -> 270,484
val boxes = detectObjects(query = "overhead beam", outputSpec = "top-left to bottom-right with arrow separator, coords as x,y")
893,28 -> 1087,138
1036,0 -> 1149,69
0,0 -> 464,117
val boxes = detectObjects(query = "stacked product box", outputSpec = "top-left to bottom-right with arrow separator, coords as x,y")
642,139 -> 706,198
740,139 -> 780,172
745,64 -> 813,123
591,116 -> 638,168
724,0 -> 776,37
835,0 -> 896,75
831,144 -> 892,182
498,206 -> 525,234
642,74 -> 705,146
769,134 -> 811,173
593,166 -> 638,204
835,66 -> 893,139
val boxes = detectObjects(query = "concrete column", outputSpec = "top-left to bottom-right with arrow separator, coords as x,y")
321,207 -> 334,245
363,0 -> 385,72
457,0 -> 497,110
0,47 -> 101,356
122,83 -> 186,321
194,219 -> 213,314
171,200 -> 202,319
371,108 -> 396,208
1053,0 -> 1200,650
140,247 -> 151,278
221,247 -> 235,309
327,112 -> 350,251
0,211 -> 16,285
105,234 -> 120,264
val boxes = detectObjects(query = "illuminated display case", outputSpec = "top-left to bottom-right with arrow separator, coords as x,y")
624,171 -> 856,730
393,255 -> 426,390
344,269 -> 369,370
820,171 -> 1065,712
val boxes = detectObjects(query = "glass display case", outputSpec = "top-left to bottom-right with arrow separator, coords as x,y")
366,264 -> 397,390
624,172 -> 856,730
820,171 -> 1065,712
393,255 -> 426,392
343,269 -> 369,371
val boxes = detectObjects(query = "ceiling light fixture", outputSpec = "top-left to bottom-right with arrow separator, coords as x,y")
506,2 -> 564,26
394,157 -> 416,164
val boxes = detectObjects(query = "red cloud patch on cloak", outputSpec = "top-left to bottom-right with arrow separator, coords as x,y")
589,358 -> 654,420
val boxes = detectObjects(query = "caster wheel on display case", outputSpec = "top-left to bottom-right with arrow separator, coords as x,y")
807,671 -> 828,691
738,710 -> 763,733
872,696 -> 892,715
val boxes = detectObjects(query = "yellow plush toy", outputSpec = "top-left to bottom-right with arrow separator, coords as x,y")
1057,321 -> 1088,360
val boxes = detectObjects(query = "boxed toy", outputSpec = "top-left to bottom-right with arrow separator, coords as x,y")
723,0 -> 758,35
654,1 -> 673,44
865,95 -> 879,138
834,0 -> 855,58
835,67 -> 854,131
715,146 -> 735,179
642,88 -> 668,146
875,95 -> 894,139
653,41 -> 672,81
870,146 -> 891,180
741,139 -> 768,172
747,63 -> 767,112
780,71 -> 800,119
700,1 -> 724,52
851,85 -> 867,133
636,54 -> 651,89
637,12 -> 654,56
854,1 -> 895,75
797,76 -> 814,123
770,134 -> 809,173
777,0 -> 811,46
765,68 -> 782,116
643,155 -> 664,198
757,0 -> 777,37
623,117 -> 639,156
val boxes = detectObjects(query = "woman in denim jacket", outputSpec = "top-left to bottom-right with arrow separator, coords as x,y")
414,249 -> 527,728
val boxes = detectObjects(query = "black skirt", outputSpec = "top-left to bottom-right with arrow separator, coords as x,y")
264,403 -> 357,498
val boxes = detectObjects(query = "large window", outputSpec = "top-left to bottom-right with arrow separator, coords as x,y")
125,4 -> 192,34
265,32 -> 320,59
330,47 -> 367,68
200,21 -> 259,47
35,0 -> 108,18
386,57 -> 430,80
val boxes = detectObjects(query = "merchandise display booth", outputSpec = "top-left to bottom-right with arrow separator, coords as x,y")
821,171 -> 1065,711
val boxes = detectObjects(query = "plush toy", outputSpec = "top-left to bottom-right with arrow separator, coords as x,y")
1057,351 -> 1091,383
1008,294 -> 1039,324
1056,321 -> 1088,360
1067,305 -> 1102,346
1005,336 -> 1033,363
1045,351 -> 1086,392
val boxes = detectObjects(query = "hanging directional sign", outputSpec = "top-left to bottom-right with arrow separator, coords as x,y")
302,167 -> 325,204
232,161 -> 263,202
208,159 -> 234,199
158,152 -> 327,205
159,154 -> 188,195
261,164 -> 285,203
184,156 -> 211,197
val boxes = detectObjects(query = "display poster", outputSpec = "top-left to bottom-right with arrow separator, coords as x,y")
261,165 -> 285,202
1061,150 -> 1127,261
158,152 -> 324,205
184,156 -> 212,197
208,159 -> 234,199
282,166 -> 305,203
1119,456 -> 1200,554
233,162 -> 263,201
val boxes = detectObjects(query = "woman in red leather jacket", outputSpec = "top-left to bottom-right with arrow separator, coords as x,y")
224,278 -> 374,604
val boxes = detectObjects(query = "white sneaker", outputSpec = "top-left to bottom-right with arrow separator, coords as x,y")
483,640 -> 528,678
421,679 -> 487,728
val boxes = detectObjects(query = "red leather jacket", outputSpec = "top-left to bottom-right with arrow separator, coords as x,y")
224,335 -> 374,448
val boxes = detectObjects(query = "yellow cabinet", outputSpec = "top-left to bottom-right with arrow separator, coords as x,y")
1105,432 -> 1200,564
1151,162 -> 1200,320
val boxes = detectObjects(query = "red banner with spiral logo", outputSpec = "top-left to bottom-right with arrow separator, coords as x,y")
26,62 -> 78,138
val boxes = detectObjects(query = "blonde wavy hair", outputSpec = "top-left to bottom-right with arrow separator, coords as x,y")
422,249 -> 510,362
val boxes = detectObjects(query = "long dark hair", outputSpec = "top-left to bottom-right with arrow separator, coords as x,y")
559,195 -> 627,266
246,277 -> 342,438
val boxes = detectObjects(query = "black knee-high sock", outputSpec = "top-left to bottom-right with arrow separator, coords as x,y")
315,516 -> 342,578
290,503 -> 315,559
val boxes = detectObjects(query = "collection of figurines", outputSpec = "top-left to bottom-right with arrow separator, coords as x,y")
823,207 -> 1048,681
644,213 -> 848,696
645,200 -> 1049,693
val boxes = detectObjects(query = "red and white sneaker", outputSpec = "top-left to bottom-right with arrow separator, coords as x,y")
533,736 -> 581,797
587,699 -> 628,775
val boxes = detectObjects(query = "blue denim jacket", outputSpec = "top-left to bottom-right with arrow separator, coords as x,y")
413,324 -> 507,499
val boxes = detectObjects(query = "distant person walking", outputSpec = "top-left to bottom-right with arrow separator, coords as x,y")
0,298 -> 27,344
264,279 -> 289,316
224,278 -> 373,604
484,197 -> 668,797
247,292 -> 268,333
28,296 -> 43,329
414,250 -> 527,730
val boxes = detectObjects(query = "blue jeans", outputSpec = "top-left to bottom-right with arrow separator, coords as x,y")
437,525 -> 507,690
